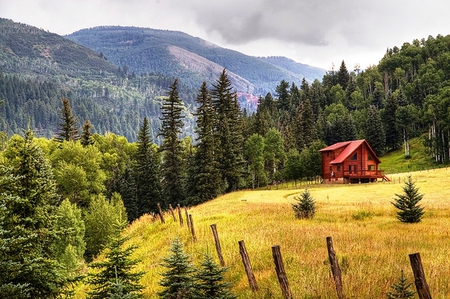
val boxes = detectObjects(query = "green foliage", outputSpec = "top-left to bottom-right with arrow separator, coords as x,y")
81,119 -> 94,147
292,189 -> 316,219
391,176 -> 425,223
53,198 -> 86,275
84,193 -> 128,261
364,105 -> 386,156
245,134 -> 267,188
158,237 -> 196,299
386,270 -> 415,299
87,220 -> 145,299
194,253 -> 237,299
0,131 -> 67,298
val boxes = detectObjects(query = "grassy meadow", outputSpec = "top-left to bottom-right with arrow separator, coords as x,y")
77,166 -> 450,298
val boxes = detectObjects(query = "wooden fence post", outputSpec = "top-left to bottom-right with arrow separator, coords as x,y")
168,204 -> 177,222
326,236 -> 344,299
409,253 -> 432,299
188,214 -> 197,242
185,207 -> 190,230
210,224 -> 225,266
272,245 -> 293,299
177,204 -> 183,227
238,240 -> 258,292
157,203 -> 165,224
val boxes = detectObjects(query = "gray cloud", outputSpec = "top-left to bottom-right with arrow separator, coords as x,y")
1,0 -> 449,69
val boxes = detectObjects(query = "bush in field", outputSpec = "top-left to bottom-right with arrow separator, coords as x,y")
386,270 -> 415,299
391,175 -> 424,223
292,189 -> 316,219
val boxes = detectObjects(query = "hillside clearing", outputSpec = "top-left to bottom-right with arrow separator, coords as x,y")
78,168 -> 450,298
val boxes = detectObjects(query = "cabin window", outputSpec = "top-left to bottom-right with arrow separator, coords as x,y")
368,154 -> 373,160
350,153 -> 357,160
327,152 -> 330,157
368,165 -> 374,170
329,166 -> 332,171
337,166 -> 340,172
348,165 -> 352,174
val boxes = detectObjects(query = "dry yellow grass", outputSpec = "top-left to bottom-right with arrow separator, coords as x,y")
77,168 -> 450,298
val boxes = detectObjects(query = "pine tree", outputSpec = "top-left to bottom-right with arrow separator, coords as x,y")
211,70 -> 245,192
337,60 -> 350,90
134,117 -> 162,218
158,237 -> 196,299
81,119 -> 94,147
189,82 -> 222,204
391,176 -> 425,223
386,270 -> 415,299
87,220 -> 145,299
292,189 -> 316,219
0,130 -> 66,298
159,79 -> 186,207
364,105 -> 386,156
56,98 -> 79,142
194,253 -> 237,299
383,94 -> 401,152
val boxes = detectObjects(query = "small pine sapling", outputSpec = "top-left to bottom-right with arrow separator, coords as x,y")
194,253 -> 237,299
391,175 -> 424,223
158,237 -> 196,299
386,270 -> 415,299
292,189 -> 316,219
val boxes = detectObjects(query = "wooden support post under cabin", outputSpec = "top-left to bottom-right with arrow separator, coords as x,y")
157,203 -> 165,224
188,214 -> 197,242
210,224 -> 225,266
168,204 -> 177,222
326,236 -> 344,299
238,240 -> 258,292
177,204 -> 183,227
409,253 -> 433,299
272,245 -> 293,299
185,207 -> 190,230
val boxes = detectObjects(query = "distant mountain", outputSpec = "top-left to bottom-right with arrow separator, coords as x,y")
65,26 -> 326,95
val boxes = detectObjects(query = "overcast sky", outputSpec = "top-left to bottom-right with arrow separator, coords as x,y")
2,0 -> 449,70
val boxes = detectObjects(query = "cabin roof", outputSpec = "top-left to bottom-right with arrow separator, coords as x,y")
319,139 -> 381,164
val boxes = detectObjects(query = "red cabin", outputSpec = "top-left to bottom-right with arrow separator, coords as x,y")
319,139 -> 386,183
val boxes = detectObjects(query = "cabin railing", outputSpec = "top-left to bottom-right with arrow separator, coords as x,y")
342,169 -> 385,177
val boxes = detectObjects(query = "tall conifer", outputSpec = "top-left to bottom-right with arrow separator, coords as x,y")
211,70 -> 244,192
0,130 -> 66,298
189,82 -> 222,204
135,117 -> 162,217
56,98 -> 79,142
159,79 -> 186,207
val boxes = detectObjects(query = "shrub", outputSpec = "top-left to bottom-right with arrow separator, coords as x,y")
391,175 -> 424,223
292,189 -> 316,219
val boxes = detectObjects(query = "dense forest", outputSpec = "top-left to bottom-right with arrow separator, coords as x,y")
2,27 -> 450,297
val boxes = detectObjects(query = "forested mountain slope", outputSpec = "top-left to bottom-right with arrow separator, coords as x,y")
65,26 -> 326,94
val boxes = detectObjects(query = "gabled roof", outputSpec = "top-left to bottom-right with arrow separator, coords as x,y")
320,139 -> 381,164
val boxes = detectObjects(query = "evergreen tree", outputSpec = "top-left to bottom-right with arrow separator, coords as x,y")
292,189 -> 316,219
194,253 -> 237,299
245,134 -> 267,189
386,270 -> 415,299
56,98 -> 79,142
134,117 -> 162,218
383,94 -> 401,152
87,220 -> 145,299
159,79 -> 186,207
211,70 -> 245,192
364,105 -> 386,156
275,79 -> 291,111
189,82 -> 222,204
337,60 -> 350,90
391,176 -> 425,223
81,119 -> 94,147
158,237 -> 196,299
0,130 -> 66,298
